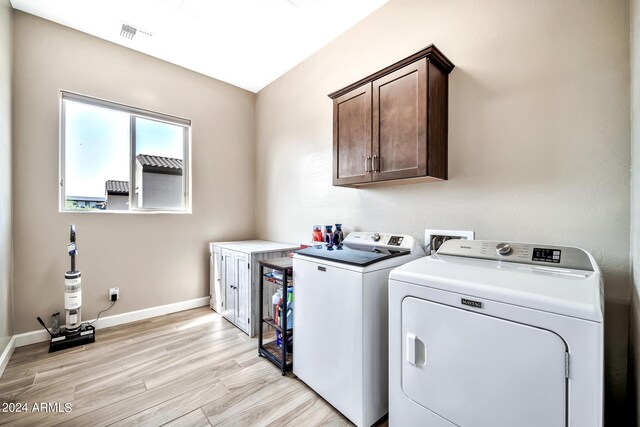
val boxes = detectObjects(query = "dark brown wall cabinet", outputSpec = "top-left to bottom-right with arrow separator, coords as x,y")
329,45 -> 454,187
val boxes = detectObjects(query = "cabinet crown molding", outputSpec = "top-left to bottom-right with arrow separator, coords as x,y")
328,44 -> 454,100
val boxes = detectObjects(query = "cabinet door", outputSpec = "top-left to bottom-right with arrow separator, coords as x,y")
210,246 -> 224,313
372,59 -> 427,181
235,252 -> 250,332
333,83 -> 372,186
222,249 -> 236,324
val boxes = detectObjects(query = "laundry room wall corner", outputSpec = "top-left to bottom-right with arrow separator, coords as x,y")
629,0 -> 640,423
0,0 -> 14,373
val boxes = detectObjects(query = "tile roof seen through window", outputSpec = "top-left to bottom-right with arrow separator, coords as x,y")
105,180 -> 129,195
136,154 -> 183,170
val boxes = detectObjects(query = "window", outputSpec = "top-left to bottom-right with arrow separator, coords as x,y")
60,92 -> 191,213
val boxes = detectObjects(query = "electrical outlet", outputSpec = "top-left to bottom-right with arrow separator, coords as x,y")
109,287 -> 119,302
425,229 -> 474,255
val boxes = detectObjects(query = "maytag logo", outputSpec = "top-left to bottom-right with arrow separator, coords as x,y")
461,298 -> 482,309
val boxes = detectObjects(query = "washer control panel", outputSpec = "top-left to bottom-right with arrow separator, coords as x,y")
388,236 -> 405,246
436,240 -> 593,271
344,232 -> 414,251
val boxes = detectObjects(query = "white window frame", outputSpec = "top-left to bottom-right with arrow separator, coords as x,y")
59,91 -> 192,214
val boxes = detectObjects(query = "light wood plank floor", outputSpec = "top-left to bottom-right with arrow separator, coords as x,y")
0,307 -> 389,426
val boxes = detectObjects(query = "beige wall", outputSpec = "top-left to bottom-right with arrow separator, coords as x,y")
255,0 -> 631,421
12,12 -> 255,333
0,0 -> 13,356
630,0 -> 640,422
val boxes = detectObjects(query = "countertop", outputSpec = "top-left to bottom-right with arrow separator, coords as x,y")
209,240 -> 299,254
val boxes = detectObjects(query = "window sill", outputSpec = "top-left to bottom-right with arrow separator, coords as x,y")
59,209 -> 192,215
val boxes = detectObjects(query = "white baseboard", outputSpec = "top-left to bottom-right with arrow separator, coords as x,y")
0,336 -> 16,378
13,296 -> 210,348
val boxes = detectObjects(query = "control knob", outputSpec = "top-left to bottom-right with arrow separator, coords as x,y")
496,243 -> 512,256
372,233 -> 381,242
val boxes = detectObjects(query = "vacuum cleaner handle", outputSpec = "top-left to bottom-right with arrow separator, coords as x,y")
69,224 -> 77,272
36,317 -> 54,337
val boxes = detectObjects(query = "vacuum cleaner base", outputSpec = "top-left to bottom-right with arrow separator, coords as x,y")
49,325 -> 95,353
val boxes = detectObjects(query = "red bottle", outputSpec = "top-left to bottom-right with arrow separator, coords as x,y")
312,225 -> 323,242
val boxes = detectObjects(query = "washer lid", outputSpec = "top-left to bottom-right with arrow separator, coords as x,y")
390,248 -> 603,322
295,243 -> 410,267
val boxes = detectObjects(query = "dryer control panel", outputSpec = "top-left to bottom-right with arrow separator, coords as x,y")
436,240 -> 594,272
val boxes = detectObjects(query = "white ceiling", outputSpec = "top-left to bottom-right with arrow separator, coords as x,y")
10,0 -> 388,92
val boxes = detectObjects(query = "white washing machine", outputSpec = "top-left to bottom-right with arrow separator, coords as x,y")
388,239 -> 603,427
294,232 -> 424,427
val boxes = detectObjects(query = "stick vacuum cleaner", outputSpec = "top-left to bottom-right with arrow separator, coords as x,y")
37,225 -> 95,352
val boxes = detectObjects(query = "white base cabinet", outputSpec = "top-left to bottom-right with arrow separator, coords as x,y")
209,240 -> 298,336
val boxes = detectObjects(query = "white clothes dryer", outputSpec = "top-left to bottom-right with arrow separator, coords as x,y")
388,239 -> 603,427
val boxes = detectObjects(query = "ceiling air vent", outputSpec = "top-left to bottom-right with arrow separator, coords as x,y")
120,23 -> 153,41
120,24 -> 137,39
